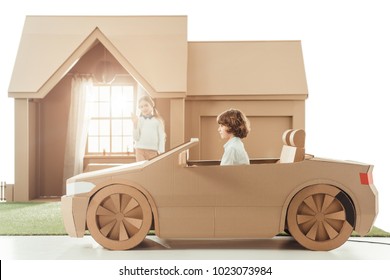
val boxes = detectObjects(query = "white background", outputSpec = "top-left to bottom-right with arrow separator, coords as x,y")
1,260 -> 388,279
0,0 -> 389,233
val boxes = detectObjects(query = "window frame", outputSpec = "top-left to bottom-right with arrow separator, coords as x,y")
86,78 -> 138,156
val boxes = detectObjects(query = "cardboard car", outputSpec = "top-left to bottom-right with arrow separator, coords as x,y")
61,130 -> 378,251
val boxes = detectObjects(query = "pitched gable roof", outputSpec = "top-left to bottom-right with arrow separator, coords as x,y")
8,16 -> 188,98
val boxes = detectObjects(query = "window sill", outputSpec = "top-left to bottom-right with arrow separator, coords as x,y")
84,154 -> 135,160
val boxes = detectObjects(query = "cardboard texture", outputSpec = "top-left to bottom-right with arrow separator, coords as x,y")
61,136 -> 378,251
61,195 -> 89,237
7,15 -> 378,251
279,129 -> 305,163
9,16 -> 307,201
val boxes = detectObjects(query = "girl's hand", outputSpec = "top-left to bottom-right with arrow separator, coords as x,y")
131,113 -> 138,126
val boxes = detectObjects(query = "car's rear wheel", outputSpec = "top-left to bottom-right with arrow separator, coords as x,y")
86,184 -> 152,250
287,184 -> 355,251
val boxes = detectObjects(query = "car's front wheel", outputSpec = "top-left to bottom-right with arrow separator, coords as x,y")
86,184 -> 152,250
287,184 -> 355,251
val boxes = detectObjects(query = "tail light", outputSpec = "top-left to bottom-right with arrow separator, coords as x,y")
360,172 -> 373,185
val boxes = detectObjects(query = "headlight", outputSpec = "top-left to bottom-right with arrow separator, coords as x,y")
66,181 -> 96,195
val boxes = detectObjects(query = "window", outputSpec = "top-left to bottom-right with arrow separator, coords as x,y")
87,84 -> 136,154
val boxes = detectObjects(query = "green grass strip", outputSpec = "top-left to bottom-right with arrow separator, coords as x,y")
0,202 -> 67,235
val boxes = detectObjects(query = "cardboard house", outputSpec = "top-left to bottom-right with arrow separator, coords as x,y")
8,16 -> 308,201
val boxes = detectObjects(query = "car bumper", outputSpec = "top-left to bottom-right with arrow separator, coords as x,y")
61,195 -> 90,238
355,168 -> 379,236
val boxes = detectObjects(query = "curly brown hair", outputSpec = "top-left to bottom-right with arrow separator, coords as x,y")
217,109 -> 250,138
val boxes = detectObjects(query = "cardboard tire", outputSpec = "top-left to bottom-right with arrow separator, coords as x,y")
287,184 -> 355,251
86,184 -> 152,250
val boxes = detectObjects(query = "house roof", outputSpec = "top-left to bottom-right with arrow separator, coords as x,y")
8,16 -> 308,100
187,41 -> 308,99
8,16 -> 188,98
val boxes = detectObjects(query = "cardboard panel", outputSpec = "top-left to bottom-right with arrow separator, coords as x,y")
158,207 -> 215,238
201,116 -> 292,159
61,195 -> 89,237
215,207 -> 281,238
9,16 -> 187,96
188,41 -> 308,96
38,77 -> 71,197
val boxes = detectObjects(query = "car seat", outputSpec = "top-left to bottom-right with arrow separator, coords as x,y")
279,129 -> 305,163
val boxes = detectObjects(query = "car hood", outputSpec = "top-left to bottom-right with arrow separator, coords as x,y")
66,160 -> 147,184
66,138 -> 199,185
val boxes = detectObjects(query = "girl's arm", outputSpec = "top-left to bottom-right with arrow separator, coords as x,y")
132,114 -> 141,141
158,120 -> 166,153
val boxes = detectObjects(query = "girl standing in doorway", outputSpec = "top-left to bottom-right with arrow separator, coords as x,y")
132,95 -> 166,161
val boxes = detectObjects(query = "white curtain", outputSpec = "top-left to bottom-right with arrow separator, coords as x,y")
63,76 -> 93,192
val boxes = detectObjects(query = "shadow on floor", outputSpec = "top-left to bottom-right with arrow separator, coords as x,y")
135,236 -> 304,251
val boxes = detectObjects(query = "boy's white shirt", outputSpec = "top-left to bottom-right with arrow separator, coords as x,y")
220,137 -> 249,165
133,116 -> 165,153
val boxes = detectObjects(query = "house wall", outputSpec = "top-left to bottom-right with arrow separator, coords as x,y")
14,99 -> 35,201
33,67 -> 305,198
33,43 -> 174,198
9,17 -> 308,200
29,101 -> 37,199
184,41 -> 307,161
185,99 -> 304,160
37,77 -> 71,197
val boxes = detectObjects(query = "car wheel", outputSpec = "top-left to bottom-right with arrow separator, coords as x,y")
86,184 -> 152,250
287,184 -> 355,251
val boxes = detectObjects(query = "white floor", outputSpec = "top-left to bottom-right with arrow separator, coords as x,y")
2,236 -> 390,280
0,235 -> 389,260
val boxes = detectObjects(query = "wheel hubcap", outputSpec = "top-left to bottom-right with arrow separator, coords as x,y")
115,213 -> 125,221
297,193 -> 346,241
315,212 -> 325,222
96,193 -> 143,241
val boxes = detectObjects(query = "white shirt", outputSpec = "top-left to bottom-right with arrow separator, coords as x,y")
220,137 -> 250,165
133,116 -> 165,153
